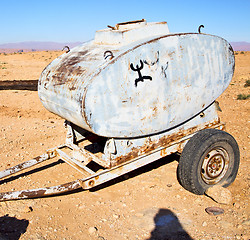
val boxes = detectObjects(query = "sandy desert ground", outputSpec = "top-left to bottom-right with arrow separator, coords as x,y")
0,50 -> 249,240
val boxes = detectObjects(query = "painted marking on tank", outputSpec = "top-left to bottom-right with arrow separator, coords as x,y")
130,60 -> 152,87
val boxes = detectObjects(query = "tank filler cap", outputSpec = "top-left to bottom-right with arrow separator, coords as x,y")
94,19 -> 170,45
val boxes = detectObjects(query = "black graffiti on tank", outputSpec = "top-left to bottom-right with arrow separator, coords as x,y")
130,60 -> 152,87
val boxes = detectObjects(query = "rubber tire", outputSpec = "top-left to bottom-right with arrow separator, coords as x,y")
177,129 -> 240,195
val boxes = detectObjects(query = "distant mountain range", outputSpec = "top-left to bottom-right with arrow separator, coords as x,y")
0,41 -> 82,53
0,41 -> 249,53
230,42 -> 250,51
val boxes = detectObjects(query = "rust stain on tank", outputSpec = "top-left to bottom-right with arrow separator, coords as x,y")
48,50 -> 90,88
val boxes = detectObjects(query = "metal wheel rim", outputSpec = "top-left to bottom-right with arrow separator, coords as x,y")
201,147 -> 229,185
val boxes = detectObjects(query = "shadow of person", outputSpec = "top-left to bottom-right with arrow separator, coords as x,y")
148,209 -> 193,240
0,215 -> 29,240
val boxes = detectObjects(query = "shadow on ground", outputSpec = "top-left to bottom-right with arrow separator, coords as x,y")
0,80 -> 38,91
148,209 -> 193,240
91,153 -> 180,192
0,215 -> 29,240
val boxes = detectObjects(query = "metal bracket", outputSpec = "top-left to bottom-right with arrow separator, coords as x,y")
65,121 -> 76,145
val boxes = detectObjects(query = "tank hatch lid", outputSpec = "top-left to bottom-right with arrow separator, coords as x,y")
94,19 -> 170,45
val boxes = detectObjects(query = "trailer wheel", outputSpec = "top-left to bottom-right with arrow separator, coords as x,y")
177,129 -> 240,195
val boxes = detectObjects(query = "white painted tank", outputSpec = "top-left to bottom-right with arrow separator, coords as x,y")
38,19 -> 234,138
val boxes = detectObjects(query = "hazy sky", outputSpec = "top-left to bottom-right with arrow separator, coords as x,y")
1,0 -> 249,44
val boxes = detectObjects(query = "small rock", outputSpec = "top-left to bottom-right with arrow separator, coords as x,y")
98,236 -> 106,240
233,202 -> 241,209
205,186 -> 232,204
22,206 -> 33,213
113,214 -> 119,219
242,219 -> 250,226
78,204 -> 85,210
205,207 -> 224,216
88,226 -> 98,235
236,224 -> 243,229
202,221 -> 207,227
216,216 -> 221,221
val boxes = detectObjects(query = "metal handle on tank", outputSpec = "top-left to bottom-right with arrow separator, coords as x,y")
104,50 -> 114,60
198,25 -> 204,33
107,19 -> 146,30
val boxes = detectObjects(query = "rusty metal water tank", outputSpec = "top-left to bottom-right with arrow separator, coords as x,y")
38,19 -> 234,138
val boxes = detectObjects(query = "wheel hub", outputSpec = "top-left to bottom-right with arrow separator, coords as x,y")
201,147 -> 229,185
